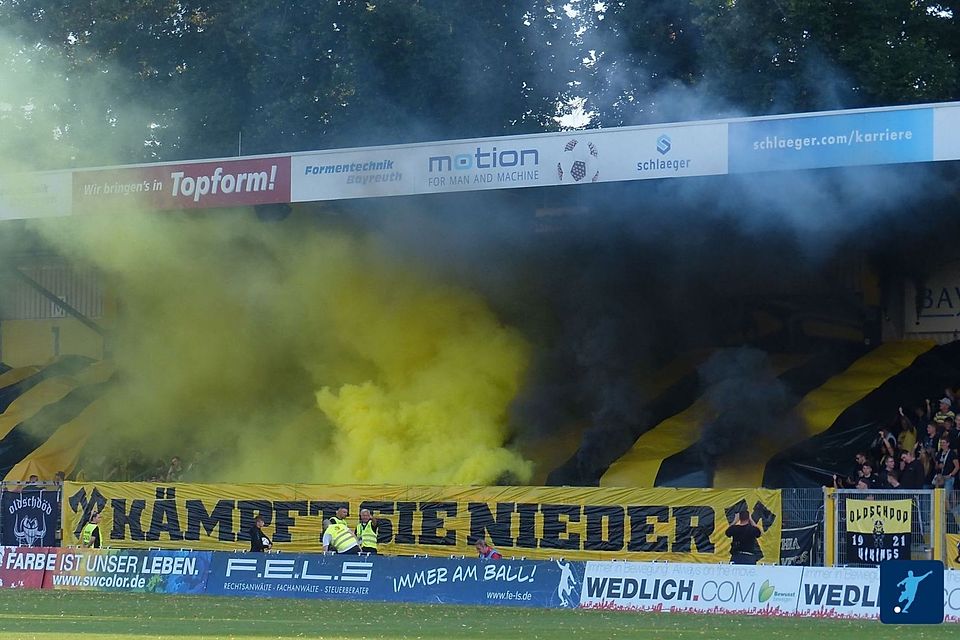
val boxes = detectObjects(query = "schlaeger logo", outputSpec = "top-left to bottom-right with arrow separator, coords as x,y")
637,134 -> 692,173
879,560 -> 944,624
656,135 -> 672,155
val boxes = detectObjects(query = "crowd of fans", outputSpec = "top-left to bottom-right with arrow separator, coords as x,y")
76,451 -> 202,483
833,392 -> 960,506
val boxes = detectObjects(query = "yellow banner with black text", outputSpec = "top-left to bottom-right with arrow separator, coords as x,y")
948,534 -> 960,570
62,483 -> 782,562
845,498 -> 912,565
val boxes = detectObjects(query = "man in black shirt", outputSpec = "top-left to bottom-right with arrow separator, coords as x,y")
834,452 -> 871,489
857,462 -> 879,490
725,506 -> 762,565
899,450 -> 926,489
248,515 -> 272,552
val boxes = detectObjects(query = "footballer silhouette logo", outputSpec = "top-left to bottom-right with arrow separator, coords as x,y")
879,560 -> 944,624
557,139 -> 599,183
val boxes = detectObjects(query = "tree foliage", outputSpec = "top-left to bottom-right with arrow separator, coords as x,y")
0,0 -> 957,167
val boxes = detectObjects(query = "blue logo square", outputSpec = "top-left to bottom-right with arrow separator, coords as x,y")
879,560 -> 943,624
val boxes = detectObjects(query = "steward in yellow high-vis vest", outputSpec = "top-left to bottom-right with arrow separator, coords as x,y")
81,512 -> 101,548
356,508 -> 379,554
323,518 -> 360,555
331,506 -> 349,527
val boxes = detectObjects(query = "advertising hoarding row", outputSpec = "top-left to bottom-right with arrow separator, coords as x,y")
203,552 -> 583,608
2,545 -> 958,622
2,102 -> 959,220
0,546 -> 208,593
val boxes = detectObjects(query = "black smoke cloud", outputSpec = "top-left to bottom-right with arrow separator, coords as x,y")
351,150 -> 958,487
697,347 -> 797,465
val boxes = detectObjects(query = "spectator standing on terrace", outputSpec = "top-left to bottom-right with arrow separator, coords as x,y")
936,438 -> 959,492
906,404 -> 930,437
899,450 -> 926,490
475,538 -> 502,560
856,462 -> 879,490
165,456 -> 184,482
54,470 -> 65,485
878,456 -> 900,488
921,422 -> 941,453
919,448 -> 936,486
934,397 -> 956,425
81,512 -> 101,549
725,506 -> 762,565
944,418 -> 960,450
834,452 -> 871,488
872,427 -> 897,461
944,387 -> 957,411
249,515 -> 272,552
897,407 -> 918,454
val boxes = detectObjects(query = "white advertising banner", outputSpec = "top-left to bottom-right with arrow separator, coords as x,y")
579,561 -> 803,615
578,562 -> 959,622
946,569 -> 960,623
290,123 -> 728,203
903,261 -> 960,334
933,106 -> 960,161
0,171 -> 72,220
795,566 -> 879,619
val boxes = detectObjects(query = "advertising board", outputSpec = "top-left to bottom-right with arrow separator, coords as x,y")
728,107 -> 933,173
204,552 -> 584,608
42,548 -> 211,594
579,560 -> 802,615
72,157 -> 292,212
0,546 -> 48,589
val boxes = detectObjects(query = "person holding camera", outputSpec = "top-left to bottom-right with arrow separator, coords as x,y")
725,506 -> 762,565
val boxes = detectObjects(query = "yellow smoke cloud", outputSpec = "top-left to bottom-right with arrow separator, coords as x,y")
1,26 -> 532,486
33,210 -> 532,485
315,264 -> 532,484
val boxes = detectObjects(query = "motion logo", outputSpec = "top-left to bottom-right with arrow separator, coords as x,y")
557,139 -> 599,183
879,560 -> 943,624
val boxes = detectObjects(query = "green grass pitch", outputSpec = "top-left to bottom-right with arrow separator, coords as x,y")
0,590 -> 945,639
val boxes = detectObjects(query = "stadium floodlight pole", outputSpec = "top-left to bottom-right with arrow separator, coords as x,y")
7,267 -> 106,338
